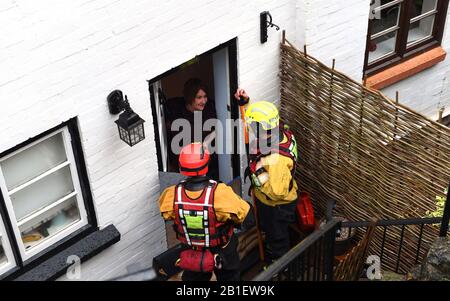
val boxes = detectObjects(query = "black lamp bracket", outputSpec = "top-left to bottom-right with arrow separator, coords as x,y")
107,90 -> 133,114
260,11 -> 280,43
266,12 -> 280,31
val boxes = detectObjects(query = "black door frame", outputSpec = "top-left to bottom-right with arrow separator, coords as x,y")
147,38 -> 240,180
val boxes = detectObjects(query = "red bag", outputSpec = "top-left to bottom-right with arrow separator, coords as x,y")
296,192 -> 315,233
178,249 -> 216,273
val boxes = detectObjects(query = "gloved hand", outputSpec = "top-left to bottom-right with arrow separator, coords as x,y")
234,88 -> 249,106
255,160 -> 269,185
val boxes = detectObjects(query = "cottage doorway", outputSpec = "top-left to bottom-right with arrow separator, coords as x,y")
148,39 -> 241,181
149,39 -> 242,248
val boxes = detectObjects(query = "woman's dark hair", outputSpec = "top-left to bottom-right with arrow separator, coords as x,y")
183,78 -> 208,106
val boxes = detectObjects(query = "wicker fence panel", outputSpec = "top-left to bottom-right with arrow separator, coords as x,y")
334,222 -> 377,281
279,41 -> 450,273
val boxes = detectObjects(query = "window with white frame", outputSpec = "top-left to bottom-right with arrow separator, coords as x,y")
0,123 -> 91,265
0,214 -> 16,275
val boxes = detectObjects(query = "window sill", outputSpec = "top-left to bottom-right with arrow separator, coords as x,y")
366,47 -> 447,90
6,224 -> 120,281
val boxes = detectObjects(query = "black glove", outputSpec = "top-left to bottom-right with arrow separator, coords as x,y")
239,96 -> 250,106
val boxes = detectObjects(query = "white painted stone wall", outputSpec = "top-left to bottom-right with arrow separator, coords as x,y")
295,0 -> 371,81
381,8 -> 450,121
0,0 -> 296,280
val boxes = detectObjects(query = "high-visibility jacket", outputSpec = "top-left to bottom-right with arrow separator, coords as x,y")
251,127 -> 298,206
159,180 -> 250,247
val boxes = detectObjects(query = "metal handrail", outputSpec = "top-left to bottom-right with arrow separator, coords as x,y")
439,183 -> 450,237
341,217 -> 442,228
252,219 -> 341,281
341,215 -> 446,274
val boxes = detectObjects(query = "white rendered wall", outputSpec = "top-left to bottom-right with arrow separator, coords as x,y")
294,0 -> 371,81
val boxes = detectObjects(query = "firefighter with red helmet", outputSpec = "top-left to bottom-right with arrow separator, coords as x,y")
234,88 -> 299,265
159,143 -> 250,281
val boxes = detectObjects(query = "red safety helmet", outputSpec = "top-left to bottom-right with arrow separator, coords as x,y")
179,143 -> 210,177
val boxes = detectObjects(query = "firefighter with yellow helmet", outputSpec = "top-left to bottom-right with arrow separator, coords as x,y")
158,143 -> 250,281
235,88 -> 298,265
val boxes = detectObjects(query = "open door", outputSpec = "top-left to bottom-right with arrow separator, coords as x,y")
149,80 -> 168,172
213,47 -> 233,184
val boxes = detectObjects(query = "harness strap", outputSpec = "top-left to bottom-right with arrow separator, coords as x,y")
175,180 -> 232,248
176,184 -> 192,246
250,128 -> 298,195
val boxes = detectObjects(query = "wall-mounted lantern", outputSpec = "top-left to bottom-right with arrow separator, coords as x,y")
260,11 -> 280,44
107,90 -> 145,147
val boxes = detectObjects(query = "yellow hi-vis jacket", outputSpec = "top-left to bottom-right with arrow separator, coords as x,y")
253,134 -> 298,207
159,182 -> 250,224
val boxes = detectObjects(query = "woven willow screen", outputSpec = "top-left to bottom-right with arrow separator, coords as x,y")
279,41 -> 450,273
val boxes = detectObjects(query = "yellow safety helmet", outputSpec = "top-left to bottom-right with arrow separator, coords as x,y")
245,101 -> 280,131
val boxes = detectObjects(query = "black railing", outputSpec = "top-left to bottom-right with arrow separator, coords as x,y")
341,216 -> 444,274
439,183 -> 450,237
252,219 -> 341,281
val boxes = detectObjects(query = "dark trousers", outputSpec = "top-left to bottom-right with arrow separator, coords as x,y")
181,233 -> 240,281
256,198 -> 297,262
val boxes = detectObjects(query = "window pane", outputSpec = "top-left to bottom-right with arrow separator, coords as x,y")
410,0 -> 438,19
0,240 -> 7,267
408,14 -> 435,45
20,197 -> 81,251
1,133 -> 67,191
10,165 -> 75,221
0,215 -> 14,272
371,3 -> 402,36
368,31 -> 398,63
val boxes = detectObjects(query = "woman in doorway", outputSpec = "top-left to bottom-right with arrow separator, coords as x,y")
166,78 -> 219,180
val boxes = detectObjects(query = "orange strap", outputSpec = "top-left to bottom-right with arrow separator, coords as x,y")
240,105 -> 249,144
